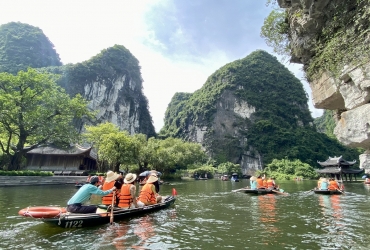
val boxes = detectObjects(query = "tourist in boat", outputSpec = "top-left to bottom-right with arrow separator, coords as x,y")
67,176 -> 116,213
256,176 -> 264,188
262,176 -> 268,188
328,178 -> 340,190
319,178 -> 329,190
250,176 -> 257,190
118,173 -> 143,209
317,177 -> 323,189
266,177 -> 276,190
86,174 -> 91,183
101,171 -> 120,206
138,174 -> 162,206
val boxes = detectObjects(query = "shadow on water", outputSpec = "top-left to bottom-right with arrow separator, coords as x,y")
1,179 -> 370,249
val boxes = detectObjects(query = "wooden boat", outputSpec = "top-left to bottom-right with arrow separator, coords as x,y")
75,182 -> 85,188
232,188 -> 286,195
18,189 -> 177,228
313,188 -> 344,195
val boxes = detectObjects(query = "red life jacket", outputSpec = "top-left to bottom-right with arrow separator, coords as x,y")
118,183 -> 133,208
267,179 -> 274,188
257,178 -> 264,188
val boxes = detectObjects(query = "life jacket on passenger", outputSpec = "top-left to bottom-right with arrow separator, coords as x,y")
263,179 -> 268,188
138,183 -> 157,205
256,178 -> 264,188
267,179 -> 274,188
101,181 -> 116,205
328,180 -> 339,190
118,183 -> 134,208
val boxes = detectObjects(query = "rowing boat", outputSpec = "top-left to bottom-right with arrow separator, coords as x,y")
18,189 -> 177,228
233,188 -> 286,195
313,188 -> 344,195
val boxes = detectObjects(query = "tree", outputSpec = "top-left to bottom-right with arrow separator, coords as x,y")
0,68 -> 91,170
99,131 -> 135,172
82,122 -> 120,172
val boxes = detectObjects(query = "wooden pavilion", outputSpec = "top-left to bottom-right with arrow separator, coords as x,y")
25,144 -> 97,174
316,155 -> 363,181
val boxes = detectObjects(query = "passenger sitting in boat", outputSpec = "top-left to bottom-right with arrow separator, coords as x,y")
266,177 -> 276,189
67,176 -> 116,213
101,171 -> 120,206
250,176 -> 257,190
118,173 -> 143,209
320,178 -> 329,190
256,176 -> 264,188
263,177 -> 268,188
138,174 -> 162,206
317,177 -> 323,189
328,178 -> 340,190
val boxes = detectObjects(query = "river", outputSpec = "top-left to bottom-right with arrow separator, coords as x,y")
0,179 -> 369,249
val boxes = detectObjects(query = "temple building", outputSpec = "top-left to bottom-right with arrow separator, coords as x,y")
316,156 -> 363,181
25,144 -> 97,175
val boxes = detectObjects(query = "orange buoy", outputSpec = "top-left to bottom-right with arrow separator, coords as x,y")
18,206 -> 67,218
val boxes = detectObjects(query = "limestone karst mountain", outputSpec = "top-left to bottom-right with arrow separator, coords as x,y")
160,50 -> 359,174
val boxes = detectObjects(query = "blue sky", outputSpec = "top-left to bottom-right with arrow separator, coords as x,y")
0,0 -> 322,132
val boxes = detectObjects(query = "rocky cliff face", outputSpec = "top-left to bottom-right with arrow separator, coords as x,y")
277,0 -> 370,173
47,45 -> 156,138
161,50 -> 316,175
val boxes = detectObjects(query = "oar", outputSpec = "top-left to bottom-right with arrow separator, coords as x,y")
110,190 -> 115,224
304,189 -> 314,194
336,188 -> 345,195
271,189 -> 288,195
232,187 -> 249,192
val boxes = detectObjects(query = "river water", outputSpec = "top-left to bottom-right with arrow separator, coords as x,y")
0,179 -> 369,249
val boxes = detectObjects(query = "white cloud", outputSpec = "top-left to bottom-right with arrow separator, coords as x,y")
0,0 -> 323,133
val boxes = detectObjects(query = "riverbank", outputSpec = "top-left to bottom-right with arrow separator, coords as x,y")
0,176 -> 87,186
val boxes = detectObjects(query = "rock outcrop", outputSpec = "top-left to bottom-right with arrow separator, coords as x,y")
277,0 -> 370,173
47,45 -> 156,138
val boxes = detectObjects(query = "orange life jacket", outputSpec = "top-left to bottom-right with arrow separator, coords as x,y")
263,179 -> 268,188
328,180 -> 339,190
118,183 -> 134,208
138,183 -> 156,205
256,178 -> 264,188
267,179 -> 274,188
102,181 -> 116,205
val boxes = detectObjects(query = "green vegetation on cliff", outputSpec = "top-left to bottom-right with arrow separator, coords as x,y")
160,50 -> 360,168
0,22 -> 62,74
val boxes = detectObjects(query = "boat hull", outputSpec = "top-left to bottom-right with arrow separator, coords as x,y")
21,196 -> 176,228
313,189 -> 343,195
239,188 -> 283,195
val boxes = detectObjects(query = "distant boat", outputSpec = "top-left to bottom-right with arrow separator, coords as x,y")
221,175 -> 229,181
231,173 -> 239,182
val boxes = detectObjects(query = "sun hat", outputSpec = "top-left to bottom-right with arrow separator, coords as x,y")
105,171 -> 119,183
89,176 -> 100,184
124,173 -> 137,184
250,176 -> 257,181
147,175 -> 158,183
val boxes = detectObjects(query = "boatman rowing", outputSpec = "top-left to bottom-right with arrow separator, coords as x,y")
67,176 -> 116,213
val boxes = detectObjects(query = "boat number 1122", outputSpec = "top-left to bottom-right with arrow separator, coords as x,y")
65,220 -> 83,228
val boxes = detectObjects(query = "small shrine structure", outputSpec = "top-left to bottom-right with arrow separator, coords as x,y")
316,155 -> 363,181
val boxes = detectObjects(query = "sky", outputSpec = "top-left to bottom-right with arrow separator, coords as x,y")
0,0 -> 323,132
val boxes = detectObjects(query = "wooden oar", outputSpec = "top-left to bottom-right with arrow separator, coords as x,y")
232,187 -> 248,192
336,188 -> 345,195
271,189 -> 288,195
304,189 -> 314,194
110,190 -> 115,224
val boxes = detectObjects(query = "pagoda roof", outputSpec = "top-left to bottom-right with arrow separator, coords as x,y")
27,144 -> 97,160
315,167 -> 363,174
317,155 -> 356,167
